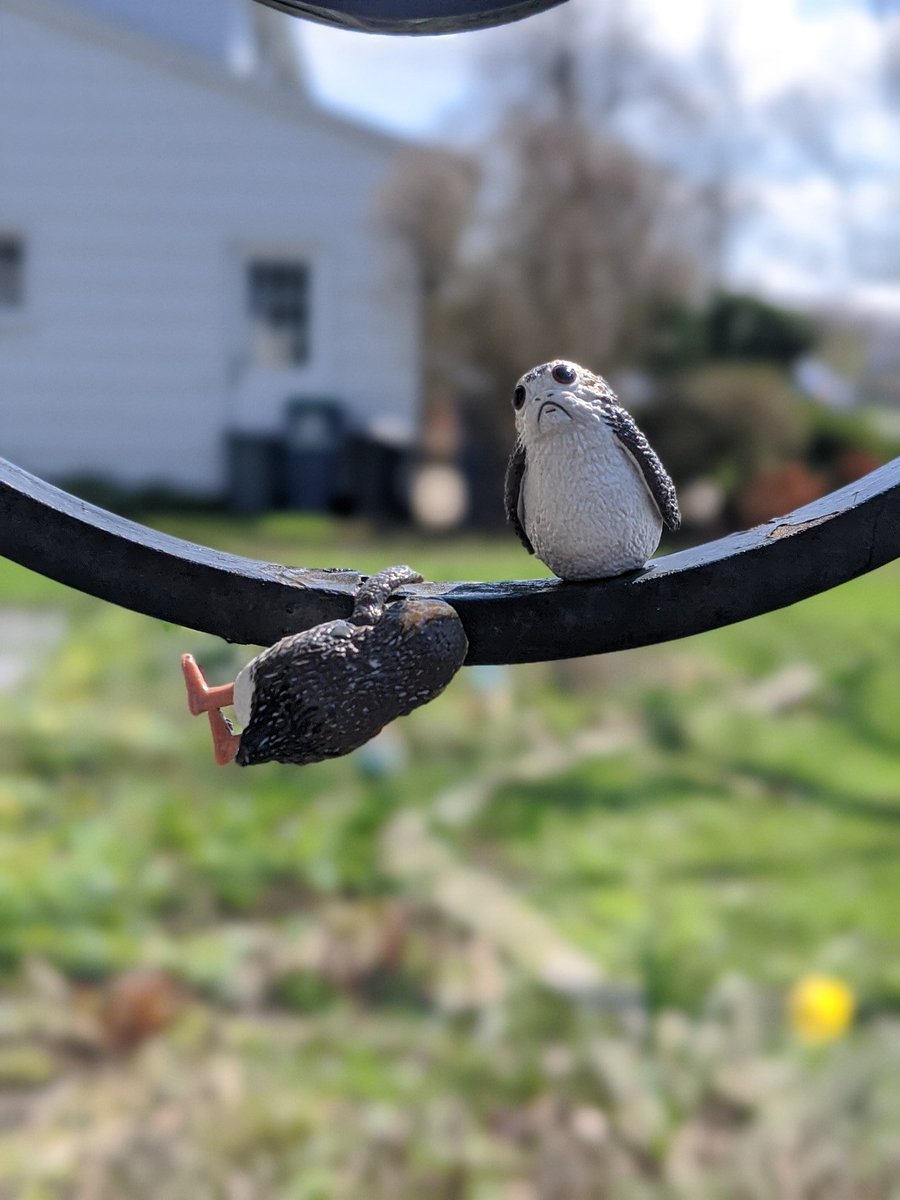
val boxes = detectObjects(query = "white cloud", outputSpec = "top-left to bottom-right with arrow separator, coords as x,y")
730,2 -> 879,102
298,23 -> 483,138
299,0 -> 886,135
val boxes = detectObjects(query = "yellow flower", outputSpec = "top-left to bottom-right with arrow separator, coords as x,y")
788,975 -> 855,1043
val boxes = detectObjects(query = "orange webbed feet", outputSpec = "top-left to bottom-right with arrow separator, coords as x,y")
208,708 -> 240,766
181,654 -> 234,715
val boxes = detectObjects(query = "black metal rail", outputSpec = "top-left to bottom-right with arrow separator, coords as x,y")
1,455 -> 898,665
254,0 -> 568,34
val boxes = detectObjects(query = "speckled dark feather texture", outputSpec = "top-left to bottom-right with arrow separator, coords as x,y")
571,365 -> 679,531
598,402 -> 681,531
504,439 -> 534,554
235,565 -> 468,767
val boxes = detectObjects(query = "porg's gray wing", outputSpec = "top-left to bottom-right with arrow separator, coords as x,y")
504,438 -> 534,554
603,404 -> 681,531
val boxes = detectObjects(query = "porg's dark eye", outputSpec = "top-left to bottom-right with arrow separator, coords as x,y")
551,363 -> 577,385
513,385 -> 526,410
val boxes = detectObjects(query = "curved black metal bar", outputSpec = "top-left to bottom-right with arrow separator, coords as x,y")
1,456 -> 898,665
253,0 -> 568,35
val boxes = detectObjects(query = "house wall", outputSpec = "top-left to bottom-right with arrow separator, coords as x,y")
62,0 -> 254,69
0,0 -> 419,494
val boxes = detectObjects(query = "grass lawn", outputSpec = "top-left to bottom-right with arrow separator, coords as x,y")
0,514 -> 898,1196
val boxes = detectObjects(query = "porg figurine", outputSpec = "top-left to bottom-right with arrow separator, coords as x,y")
505,360 -> 680,580
181,565 -> 467,767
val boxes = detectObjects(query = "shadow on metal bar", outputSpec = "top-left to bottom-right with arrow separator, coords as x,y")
253,0 -> 568,35
1,455 -> 898,665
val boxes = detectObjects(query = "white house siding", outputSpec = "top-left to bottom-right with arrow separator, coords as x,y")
67,0 -> 255,69
0,0 -> 418,494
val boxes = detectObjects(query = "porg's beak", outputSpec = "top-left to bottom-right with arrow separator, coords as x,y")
537,399 -> 574,428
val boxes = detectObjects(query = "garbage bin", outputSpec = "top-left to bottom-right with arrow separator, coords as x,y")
283,398 -> 344,511
227,433 -> 281,515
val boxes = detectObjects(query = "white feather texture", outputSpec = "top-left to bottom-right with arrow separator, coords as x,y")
233,660 -> 256,727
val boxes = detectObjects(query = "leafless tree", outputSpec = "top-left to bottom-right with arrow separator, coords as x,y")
459,112 -> 697,385
385,0 -> 900,488
449,13 -> 708,411
381,147 -> 479,303
379,147 -> 481,448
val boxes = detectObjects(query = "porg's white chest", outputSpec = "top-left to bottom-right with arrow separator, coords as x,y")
522,424 -> 662,580
233,659 -> 256,727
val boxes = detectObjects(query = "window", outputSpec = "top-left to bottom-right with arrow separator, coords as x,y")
0,237 -> 24,310
246,260 -> 310,367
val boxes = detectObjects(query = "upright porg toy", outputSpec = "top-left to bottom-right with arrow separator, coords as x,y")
505,360 -> 681,580
182,566 -> 467,767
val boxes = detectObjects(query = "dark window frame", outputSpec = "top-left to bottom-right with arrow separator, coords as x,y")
246,259 -> 310,367
0,236 -> 25,310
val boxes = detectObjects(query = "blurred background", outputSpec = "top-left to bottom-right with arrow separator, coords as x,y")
1,0 -> 900,1195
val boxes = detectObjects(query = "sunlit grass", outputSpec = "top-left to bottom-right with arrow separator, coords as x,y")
0,521 -> 898,1003
0,518 -> 899,1196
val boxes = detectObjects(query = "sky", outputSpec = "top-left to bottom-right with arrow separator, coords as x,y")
296,0 -> 883,136
295,0 -> 900,314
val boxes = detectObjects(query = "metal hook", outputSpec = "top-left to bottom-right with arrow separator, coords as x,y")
251,0 -> 569,35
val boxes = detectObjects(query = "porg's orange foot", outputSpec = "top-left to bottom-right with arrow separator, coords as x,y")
181,654 -> 234,716
208,708 -> 240,766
